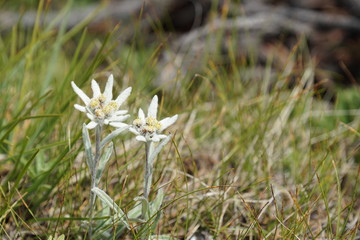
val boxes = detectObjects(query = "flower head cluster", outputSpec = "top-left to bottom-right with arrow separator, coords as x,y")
130,95 -> 178,142
71,75 -> 131,129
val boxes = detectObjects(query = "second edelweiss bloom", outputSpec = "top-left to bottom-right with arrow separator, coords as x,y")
130,95 -> 178,142
71,74 -> 132,129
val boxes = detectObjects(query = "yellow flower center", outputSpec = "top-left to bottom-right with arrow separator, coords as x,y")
146,117 -> 161,130
89,99 -> 100,109
98,94 -> 106,103
108,101 -> 118,109
103,101 -> 118,115
95,109 -> 105,118
89,96 -> 119,120
143,125 -> 156,133
133,118 -> 142,127
133,116 -> 162,137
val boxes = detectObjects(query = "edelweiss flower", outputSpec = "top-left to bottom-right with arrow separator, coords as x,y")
71,74 -> 132,129
130,95 -> 178,142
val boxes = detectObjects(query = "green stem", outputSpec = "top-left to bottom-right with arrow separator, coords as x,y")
144,142 -> 154,200
88,124 -> 102,240
142,141 -> 154,219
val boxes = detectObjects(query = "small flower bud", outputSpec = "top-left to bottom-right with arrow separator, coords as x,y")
146,117 -> 161,130
89,99 -> 100,109
108,101 -> 118,110
98,94 -> 106,103
133,118 -> 142,127
144,125 -> 156,133
95,109 -> 105,119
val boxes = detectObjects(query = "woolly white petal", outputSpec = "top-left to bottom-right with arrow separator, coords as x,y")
104,74 -> 114,101
109,122 -> 128,128
157,134 -> 168,139
71,81 -> 90,105
104,119 -> 109,124
114,110 -> 128,115
115,87 -> 132,107
138,108 -> 145,122
109,114 -> 130,122
129,127 -> 140,135
74,104 -> 86,112
151,135 -> 160,142
86,121 -> 98,129
159,114 -> 178,131
148,95 -> 158,118
91,79 -> 101,98
136,135 -> 147,142
87,113 -> 95,121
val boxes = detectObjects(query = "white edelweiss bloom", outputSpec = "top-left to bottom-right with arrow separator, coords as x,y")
129,95 -> 178,142
71,74 -> 132,129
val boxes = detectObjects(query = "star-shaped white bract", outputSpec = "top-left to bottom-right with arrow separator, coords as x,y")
71,74 -> 132,129
129,95 -> 178,142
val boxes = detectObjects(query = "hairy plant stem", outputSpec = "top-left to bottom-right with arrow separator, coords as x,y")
142,141 -> 154,218
88,124 -> 102,240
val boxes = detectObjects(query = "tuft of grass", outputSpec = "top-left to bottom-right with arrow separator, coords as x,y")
0,1 -> 359,239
